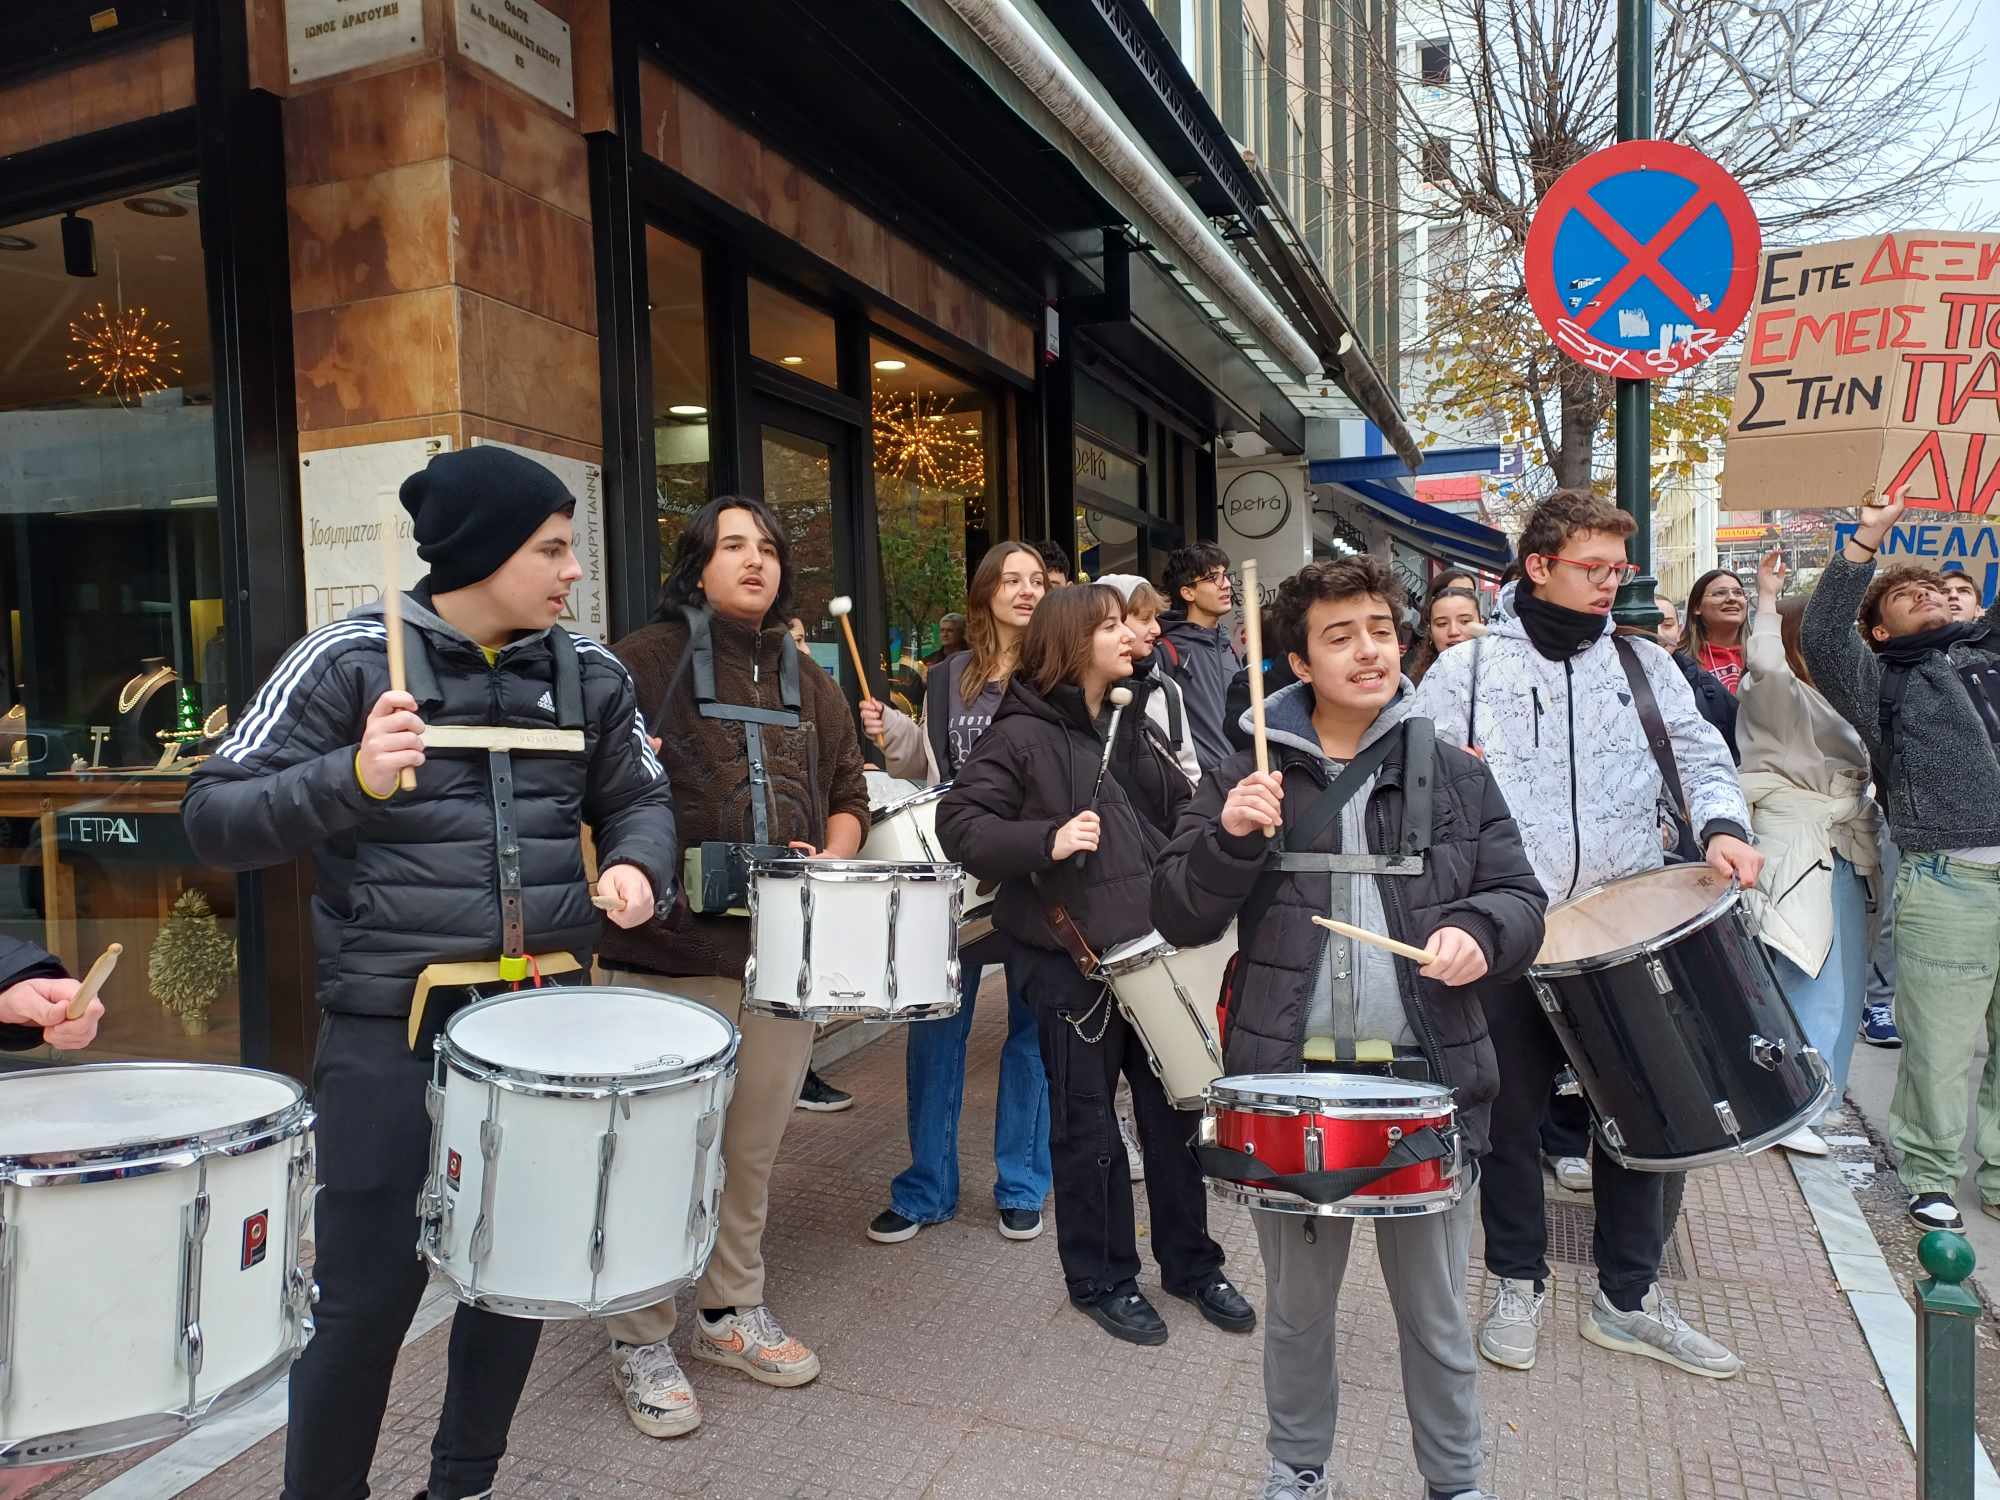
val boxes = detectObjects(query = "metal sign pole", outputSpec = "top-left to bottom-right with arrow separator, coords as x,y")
1614,0 -> 1661,627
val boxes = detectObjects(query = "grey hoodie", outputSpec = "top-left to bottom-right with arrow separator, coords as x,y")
1160,610 -> 1241,772
1254,679 -> 1415,1049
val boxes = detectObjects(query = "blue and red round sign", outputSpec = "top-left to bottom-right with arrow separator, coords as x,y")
1525,139 -> 1760,380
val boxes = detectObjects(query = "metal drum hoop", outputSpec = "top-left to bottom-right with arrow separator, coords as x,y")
747,856 -> 963,885
872,783 -> 949,823
1533,871 -> 1744,981
434,989 -> 741,1101
0,1063 -> 311,1188
1205,1076 -> 1455,1121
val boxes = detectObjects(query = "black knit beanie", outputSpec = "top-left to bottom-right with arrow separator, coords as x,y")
398,446 -> 575,594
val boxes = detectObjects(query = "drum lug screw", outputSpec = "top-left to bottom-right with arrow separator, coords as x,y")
1714,1100 -> 1742,1140
1304,1125 -> 1325,1173
1647,959 -> 1672,995
1531,979 -> 1561,1015
1748,1034 -> 1787,1071
1599,1117 -> 1627,1155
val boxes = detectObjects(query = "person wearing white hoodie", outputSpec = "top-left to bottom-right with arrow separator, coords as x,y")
1093,573 -> 1202,783
1737,550 -> 1882,1158
1409,489 -> 1759,1383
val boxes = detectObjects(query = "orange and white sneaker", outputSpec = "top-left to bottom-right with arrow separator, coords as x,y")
690,1304 -> 821,1387
608,1337 -> 701,1438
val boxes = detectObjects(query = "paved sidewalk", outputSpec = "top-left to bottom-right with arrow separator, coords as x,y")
43,979 -> 1917,1499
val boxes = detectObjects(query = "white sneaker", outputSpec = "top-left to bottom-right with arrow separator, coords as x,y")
608,1338 -> 701,1438
1581,1283 -> 1742,1379
1476,1276 -> 1543,1370
1259,1457 -> 1330,1499
1777,1126 -> 1829,1156
691,1304 -> 821,1387
1551,1155 -> 1592,1192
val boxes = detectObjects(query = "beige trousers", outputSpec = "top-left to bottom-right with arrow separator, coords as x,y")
601,969 -> 815,1345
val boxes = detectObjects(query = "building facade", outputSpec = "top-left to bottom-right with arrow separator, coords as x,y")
0,0 -> 1414,1078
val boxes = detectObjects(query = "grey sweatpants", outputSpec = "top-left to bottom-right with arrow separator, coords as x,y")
1253,1187 -> 1482,1491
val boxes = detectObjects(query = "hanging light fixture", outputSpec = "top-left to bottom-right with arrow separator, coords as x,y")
67,248 -> 180,405
873,389 -> 985,493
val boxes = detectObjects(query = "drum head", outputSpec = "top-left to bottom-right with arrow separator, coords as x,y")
0,1063 -> 302,1161
872,783 -> 948,823
445,987 -> 735,1084
1096,930 -> 1173,972
1537,865 -> 1731,968
1210,1072 -> 1452,1114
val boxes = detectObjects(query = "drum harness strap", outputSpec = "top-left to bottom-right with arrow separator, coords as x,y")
1270,719 -> 1433,1064
400,619 -> 586,985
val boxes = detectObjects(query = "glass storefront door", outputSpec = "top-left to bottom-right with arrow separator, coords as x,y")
753,406 -> 850,682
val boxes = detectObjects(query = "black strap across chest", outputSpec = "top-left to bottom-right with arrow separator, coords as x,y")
1274,718 -> 1435,872
656,606 -> 804,847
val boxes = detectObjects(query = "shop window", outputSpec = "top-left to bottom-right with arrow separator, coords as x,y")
0,180 -> 241,1064
1419,40 -> 1451,86
870,339 -> 996,672
649,227 -> 711,577
749,279 -> 839,389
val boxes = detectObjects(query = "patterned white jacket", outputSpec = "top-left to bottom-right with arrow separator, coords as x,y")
1407,584 -> 1749,904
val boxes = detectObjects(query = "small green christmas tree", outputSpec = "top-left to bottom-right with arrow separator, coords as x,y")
149,888 -> 236,1035
159,685 -> 204,746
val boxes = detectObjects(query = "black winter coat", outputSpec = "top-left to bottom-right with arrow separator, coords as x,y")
1105,659 -> 1196,841
1150,691 -> 1547,1154
185,593 -> 679,1019
1674,652 -> 1741,763
0,934 -> 69,1051
937,677 -> 1187,957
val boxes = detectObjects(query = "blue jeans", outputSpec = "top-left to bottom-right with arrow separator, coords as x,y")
888,960 -> 1053,1222
1770,853 -> 1868,1114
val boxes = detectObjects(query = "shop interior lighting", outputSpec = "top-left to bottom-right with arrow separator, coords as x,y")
872,359 -> 908,372
667,404 -> 707,417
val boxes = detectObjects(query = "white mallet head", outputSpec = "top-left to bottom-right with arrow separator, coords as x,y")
1109,687 -> 1133,708
829,596 -> 853,618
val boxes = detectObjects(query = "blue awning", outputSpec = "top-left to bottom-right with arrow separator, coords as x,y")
1308,445 -> 1504,485
1325,478 -> 1512,571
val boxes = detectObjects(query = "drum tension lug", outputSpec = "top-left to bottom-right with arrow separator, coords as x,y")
1647,959 -> 1672,995
1304,1125 -> 1325,1174
1531,979 -> 1561,1015
1714,1100 -> 1741,1138
1303,1220 -> 1317,1246
1599,1117 -> 1626,1154
1554,1069 -> 1582,1098
1748,1034 -> 1786,1071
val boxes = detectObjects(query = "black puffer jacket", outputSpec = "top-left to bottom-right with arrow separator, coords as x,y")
185,592 -> 678,1018
0,934 -> 69,1051
1105,658 -> 1196,841
1150,682 -> 1547,1154
938,676 -> 1187,957
1674,651 -> 1741,763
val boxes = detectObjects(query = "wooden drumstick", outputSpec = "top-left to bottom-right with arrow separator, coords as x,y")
1311,914 -> 1437,965
591,891 -> 625,912
382,499 -> 416,792
1241,557 -> 1274,839
67,942 -> 121,1021
828,596 -> 887,749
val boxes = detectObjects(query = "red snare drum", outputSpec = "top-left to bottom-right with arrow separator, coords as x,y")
1197,1073 -> 1463,1218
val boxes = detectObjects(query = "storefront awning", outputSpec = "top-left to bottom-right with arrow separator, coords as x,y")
1322,478 -> 1512,572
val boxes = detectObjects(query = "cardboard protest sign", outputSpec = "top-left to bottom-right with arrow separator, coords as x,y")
1724,232 -> 2000,512
1829,519 -> 2000,604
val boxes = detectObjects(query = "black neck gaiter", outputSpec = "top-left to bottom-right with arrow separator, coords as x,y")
1513,581 -> 1606,661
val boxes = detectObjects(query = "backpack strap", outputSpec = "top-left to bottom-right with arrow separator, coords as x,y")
1875,659 -> 1915,798
1164,673 -> 1185,753
547,628 -> 585,730
1613,635 -> 1689,823
1400,718 -> 1435,857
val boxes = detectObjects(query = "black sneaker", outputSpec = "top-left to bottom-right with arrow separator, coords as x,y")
1910,1192 -> 1965,1231
867,1208 -> 922,1244
1170,1275 -> 1257,1332
998,1207 -> 1043,1241
1072,1289 -> 1168,1345
796,1068 -> 853,1112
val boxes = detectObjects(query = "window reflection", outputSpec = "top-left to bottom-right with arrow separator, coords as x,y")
749,280 -> 838,388
649,228 -> 711,576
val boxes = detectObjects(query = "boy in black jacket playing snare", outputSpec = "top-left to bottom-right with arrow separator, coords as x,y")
185,446 -> 677,1500
1152,556 -> 1546,1500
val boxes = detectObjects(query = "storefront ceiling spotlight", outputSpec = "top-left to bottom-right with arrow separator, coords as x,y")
781,355 -> 806,365
667,404 -> 707,418
872,359 -> 907,372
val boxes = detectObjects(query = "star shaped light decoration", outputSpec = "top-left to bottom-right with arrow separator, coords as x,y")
873,388 -> 985,494
68,301 -> 181,405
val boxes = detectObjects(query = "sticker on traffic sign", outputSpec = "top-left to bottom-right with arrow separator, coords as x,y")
1525,139 -> 1760,380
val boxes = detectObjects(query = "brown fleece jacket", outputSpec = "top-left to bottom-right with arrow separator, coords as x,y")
597,611 -> 871,980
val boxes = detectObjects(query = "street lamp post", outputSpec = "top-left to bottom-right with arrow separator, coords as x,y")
1613,0 -> 1661,627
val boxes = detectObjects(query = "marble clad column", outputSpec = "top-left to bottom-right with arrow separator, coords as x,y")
281,0 -> 613,473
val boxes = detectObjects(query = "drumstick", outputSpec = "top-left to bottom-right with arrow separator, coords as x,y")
382,501 -> 416,792
591,891 -> 625,912
1241,558 -> 1274,839
67,942 -> 121,1020
1311,914 -> 1436,965
828,596 -> 886,749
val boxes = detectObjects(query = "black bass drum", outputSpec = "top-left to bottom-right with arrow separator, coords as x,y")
1527,864 -> 1830,1170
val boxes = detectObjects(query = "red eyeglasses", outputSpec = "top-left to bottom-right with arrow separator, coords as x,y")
1537,555 -> 1640,588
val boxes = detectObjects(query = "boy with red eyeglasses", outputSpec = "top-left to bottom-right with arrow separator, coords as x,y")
1410,489 -> 1760,1380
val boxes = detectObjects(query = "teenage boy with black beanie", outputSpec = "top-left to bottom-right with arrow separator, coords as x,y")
185,445 -> 678,1500
1409,488 -> 1758,1382
1803,491 -> 2000,1233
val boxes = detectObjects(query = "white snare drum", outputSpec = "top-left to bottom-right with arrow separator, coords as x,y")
744,856 -> 963,1022
1095,926 -> 1235,1108
0,1064 -> 316,1466
862,784 -> 999,952
420,987 -> 737,1320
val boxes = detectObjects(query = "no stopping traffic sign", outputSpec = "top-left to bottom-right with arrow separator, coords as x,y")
1525,139 -> 1760,380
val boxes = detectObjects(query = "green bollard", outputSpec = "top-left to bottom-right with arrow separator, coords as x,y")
1915,1229 -> 1979,1500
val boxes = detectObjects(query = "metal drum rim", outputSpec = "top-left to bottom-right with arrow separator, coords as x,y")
1532,869 -> 1743,979
438,988 -> 742,1097
1093,932 -> 1181,977
1598,1059 -> 1834,1172
0,1062 -> 309,1182
1205,1074 -> 1456,1118
746,856 -> 964,885
1206,1178 -> 1464,1219
871,783 -> 950,822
